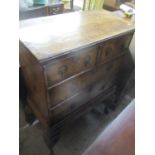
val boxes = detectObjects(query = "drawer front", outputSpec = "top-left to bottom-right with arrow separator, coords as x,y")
99,34 -> 132,64
45,46 -> 98,86
48,4 -> 64,15
49,88 -> 91,123
48,67 -> 98,107
48,57 -> 122,107
49,79 -> 115,123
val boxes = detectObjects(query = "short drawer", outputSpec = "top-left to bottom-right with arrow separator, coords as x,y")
45,46 -> 98,86
99,34 -> 133,64
48,57 -> 122,107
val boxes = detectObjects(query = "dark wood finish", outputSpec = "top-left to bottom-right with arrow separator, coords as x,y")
19,10 -> 134,154
45,45 -> 98,86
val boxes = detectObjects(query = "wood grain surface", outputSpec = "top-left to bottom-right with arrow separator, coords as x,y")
19,10 -> 134,61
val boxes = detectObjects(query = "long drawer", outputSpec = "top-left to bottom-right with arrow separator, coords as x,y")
48,57 -> 123,108
45,45 -> 98,86
49,80 -> 116,123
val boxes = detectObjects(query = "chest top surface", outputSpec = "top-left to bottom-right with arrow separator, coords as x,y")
19,10 -> 134,61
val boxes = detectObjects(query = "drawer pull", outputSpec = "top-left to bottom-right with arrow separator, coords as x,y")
84,55 -> 91,67
58,65 -> 68,79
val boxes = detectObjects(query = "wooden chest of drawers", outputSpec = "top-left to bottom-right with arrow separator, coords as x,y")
19,10 -> 134,153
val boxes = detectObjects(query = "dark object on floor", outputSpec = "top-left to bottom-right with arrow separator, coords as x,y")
83,99 -> 135,155
19,10 -> 134,154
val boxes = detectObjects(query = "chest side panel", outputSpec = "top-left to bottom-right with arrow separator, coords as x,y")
19,42 -> 49,125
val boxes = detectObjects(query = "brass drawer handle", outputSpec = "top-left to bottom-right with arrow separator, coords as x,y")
58,65 -> 68,79
84,55 -> 91,67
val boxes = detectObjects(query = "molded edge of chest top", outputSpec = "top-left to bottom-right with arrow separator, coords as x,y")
19,10 -> 135,62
